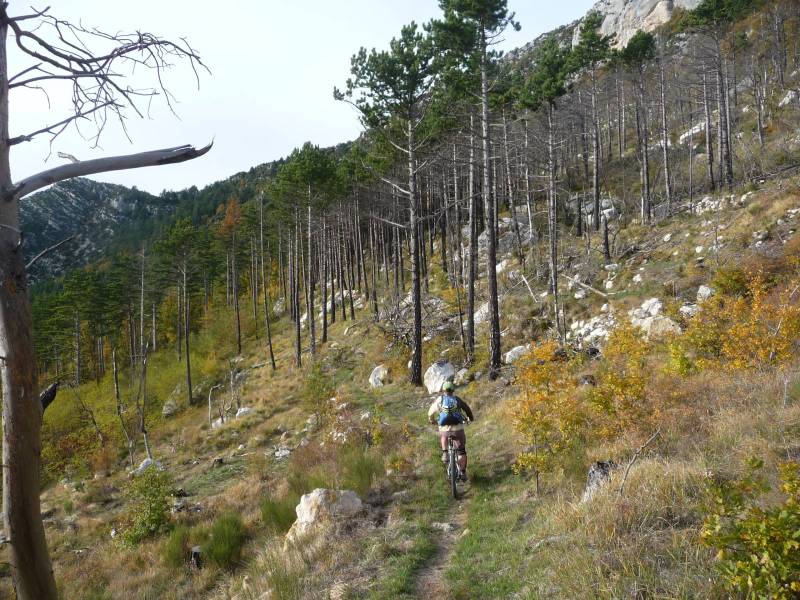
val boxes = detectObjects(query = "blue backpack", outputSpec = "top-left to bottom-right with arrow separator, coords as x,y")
438,394 -> 465,426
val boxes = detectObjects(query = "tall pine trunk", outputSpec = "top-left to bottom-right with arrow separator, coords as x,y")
481,36 -> 501,378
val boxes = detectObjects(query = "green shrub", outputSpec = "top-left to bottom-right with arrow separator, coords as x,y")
203,512 -> 247,570
260,495 -> 298,534
339,446 -> 383,497
302,361 -> 335,411
62,498 -> 74,515
122,466 -> 172,545
701,458 -> 800,599
162,524 -> 190,568
712,266 -> 749,297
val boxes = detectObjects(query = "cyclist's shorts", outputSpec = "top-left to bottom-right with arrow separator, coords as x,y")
440,429 -> 466,454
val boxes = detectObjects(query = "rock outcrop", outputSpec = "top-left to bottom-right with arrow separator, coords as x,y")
575,0 -> 703,48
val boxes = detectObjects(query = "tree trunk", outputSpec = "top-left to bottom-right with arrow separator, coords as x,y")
466,115 -> 477,364
547,104 -> 563,342
659,56 -> 672,213
232,232 -> 242,355
183,265 -> 192,405
408,120 -> 423,386
0,62 -> 59,593
112,349 -> 136,470
702,68 -> 716,190
307,200 -> 316,355
480,35 -> 501,378
258,194 -> 277,371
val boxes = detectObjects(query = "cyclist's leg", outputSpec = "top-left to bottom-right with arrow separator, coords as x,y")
454,430 -> 467,471
439,431 -> 448,463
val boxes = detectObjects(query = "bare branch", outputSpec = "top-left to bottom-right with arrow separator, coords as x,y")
8,100 -> 117,145
39,382 -> 59,413
25,235 -> 75,270
13,141 -> 213,200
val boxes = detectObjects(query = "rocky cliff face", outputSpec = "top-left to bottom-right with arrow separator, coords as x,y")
21,178 -> 169,282
579,0 -> 702,47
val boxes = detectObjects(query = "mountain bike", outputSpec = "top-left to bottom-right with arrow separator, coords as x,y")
445,433 -> 463,499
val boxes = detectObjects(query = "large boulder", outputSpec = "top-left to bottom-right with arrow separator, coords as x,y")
369,365 -> 389,388
424,360 -> 456,394
503,344 -> 531,365
286,489 -> 362,544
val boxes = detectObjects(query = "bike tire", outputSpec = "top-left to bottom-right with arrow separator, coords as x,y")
449,448 -> 458,499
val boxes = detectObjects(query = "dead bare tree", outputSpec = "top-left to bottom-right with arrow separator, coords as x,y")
0,5 -> 210,599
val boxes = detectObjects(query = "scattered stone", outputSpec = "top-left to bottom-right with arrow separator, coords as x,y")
235,406 -> 253,419
133,457 -> 163,476
662,233 -> 672,242
431,522 -> 455,533
753,230 -> 769,242
574,289 -> 587,300
274,447 -> 291,460
604,280 -> 614,290
640,315 -> 681,340
579,374 -> 597,387
211,418 -> 224,430
306,414 -> 320,431
496,259 -> 510,274
503,344 -> 531,365
697,285 -> 715,302
211,457 -> 225,468
161,398 -> 179,418
369,365 -> 389,388
679,303 -> 700,318
391,490 -> 410,502
604,263 -> 619,272
423,360 -> 456,394
581,461 -> 617,503
779,89 -> 798,107
632,274 -> 643,284
695,246 -> 704,254
454,368 -> 471,386
329,582 -> 349,600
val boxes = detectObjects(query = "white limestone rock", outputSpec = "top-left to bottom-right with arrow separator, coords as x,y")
369,365 -> 389,388
286,489 -> 362,544
424,360 -> 456,395
503,344 -> 531,365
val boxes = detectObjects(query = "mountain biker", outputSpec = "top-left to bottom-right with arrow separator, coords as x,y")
427,381 -> 474,481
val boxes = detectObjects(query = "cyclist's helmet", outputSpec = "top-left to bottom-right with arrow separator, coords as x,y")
442,381 -> 455,393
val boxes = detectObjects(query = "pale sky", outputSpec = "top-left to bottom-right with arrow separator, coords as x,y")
9,0 -> 595,195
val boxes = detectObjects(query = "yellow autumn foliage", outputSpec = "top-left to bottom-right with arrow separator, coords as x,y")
511,341 -> 583,484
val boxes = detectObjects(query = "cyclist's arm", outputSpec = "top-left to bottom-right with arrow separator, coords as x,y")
427,399 -> 440,424
457,397 -> 475,422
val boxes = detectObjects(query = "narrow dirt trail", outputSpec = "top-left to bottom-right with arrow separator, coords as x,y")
413,495 -> 469,598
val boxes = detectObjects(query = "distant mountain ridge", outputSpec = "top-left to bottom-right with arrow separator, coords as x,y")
21,178 -> 165,282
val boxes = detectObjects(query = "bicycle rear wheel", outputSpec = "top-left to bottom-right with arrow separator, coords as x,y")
449,447 -> 458,499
